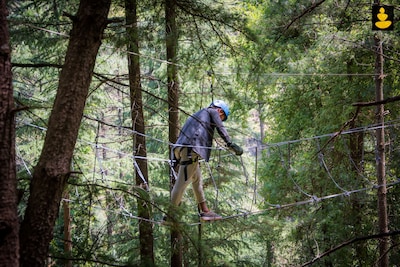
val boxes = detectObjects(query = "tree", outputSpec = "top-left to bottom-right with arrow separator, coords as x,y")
165,0 -> 179,155
125,0 -> 155,264
374,32 -> 389,267
0,0 -> 19,266
19,0 -> 111,266
164,0 -> 182,265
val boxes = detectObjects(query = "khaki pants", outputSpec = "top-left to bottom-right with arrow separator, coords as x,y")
171,147 -> 206,206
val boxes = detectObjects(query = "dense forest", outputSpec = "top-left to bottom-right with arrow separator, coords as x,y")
1,0 -> 400,266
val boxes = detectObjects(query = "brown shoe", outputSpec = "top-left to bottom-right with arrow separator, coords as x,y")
200,211 -> 222,221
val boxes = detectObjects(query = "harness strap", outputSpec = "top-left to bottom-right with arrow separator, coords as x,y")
180,157 -> 199,181
184,165 -> 188,181
175,146 -> 199,181
180,158 -> 199,165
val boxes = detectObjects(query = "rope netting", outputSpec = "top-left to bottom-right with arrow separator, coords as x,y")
17,117 -> 400,226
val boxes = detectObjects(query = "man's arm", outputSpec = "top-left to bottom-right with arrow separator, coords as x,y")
210,108 -> 243,155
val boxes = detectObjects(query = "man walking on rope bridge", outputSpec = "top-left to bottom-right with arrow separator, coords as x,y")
169,100 -> 243,221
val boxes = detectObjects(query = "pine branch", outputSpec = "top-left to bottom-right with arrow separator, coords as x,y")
301,230 -> 400,267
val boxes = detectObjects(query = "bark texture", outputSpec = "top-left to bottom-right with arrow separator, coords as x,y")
125,0 -> 155,264
165,0 -> 182,265
0,0 -> 19,266
19,0 -> 111,266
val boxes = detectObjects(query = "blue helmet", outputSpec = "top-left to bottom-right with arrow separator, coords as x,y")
210,100 -> 230,121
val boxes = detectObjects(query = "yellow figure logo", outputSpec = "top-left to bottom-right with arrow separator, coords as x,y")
375,7 -> 392,29
372,5 -> 394,31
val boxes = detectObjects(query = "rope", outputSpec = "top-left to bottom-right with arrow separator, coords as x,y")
17,121 -> 400,228
60,178 -> 400,228
239,155 -> 249,186
259,118 -> 400,149
21,117 -> 400,156
253,146 -> 258,205
186,179 -> 400,226
316,139 -> 348,193
208,70 -> 214,103
279,144 -> 313,198
205,162 -> 219,210
340,133 -> 373,186
16,145 -> 32,178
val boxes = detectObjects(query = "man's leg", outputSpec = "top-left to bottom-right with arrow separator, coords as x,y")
171,147 -> 198,206
171,164 -> 193,206
191,161 -> 222,221
191,161 -> 208,211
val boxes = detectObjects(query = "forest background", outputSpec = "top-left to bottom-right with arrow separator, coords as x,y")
1,0 -> 400,266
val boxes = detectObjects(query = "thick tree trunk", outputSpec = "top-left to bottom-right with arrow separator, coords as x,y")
19,1 -> 111,266
0,1 -> 19,266
165,0 -> 182,265
125,0 -> 155,265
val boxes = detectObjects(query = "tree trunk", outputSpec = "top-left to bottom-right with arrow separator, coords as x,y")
165,0 -> 182,265
0,1 -> 19,266
165,0 -> 179,146
19,1 -> 111,266
374,33 -> 389,267
125,0 -> 155,265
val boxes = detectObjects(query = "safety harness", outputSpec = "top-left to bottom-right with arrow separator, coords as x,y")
175,146 -> 199,181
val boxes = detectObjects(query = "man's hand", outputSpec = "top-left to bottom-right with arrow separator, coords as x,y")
228,143 -> 243,156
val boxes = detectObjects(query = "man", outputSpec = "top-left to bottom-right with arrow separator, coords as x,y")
170,100 -> 243,221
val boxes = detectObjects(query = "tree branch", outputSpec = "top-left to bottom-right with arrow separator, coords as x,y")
301,230 -> 400,266
11,62 -> 62,68
353,95 -> 400,107
316,106 -> 360,155
283,0 -> 327,31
